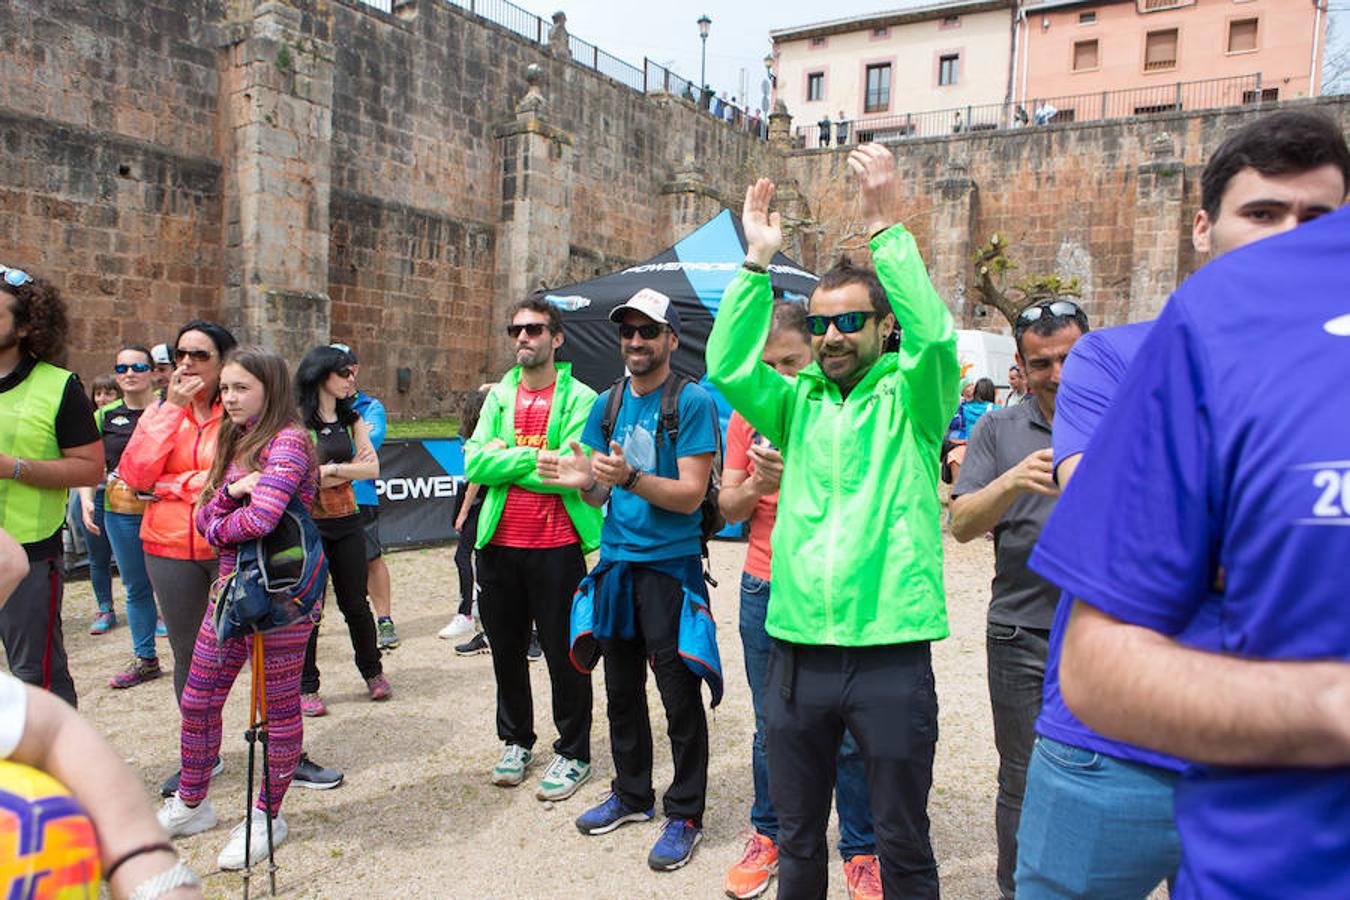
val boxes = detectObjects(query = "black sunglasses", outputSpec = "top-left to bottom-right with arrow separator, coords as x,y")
114,363 -> 152,374
174,348 -> 214,363
333,367 -> 354,379
1017,300 -> 1083,325
506,323 -> 550,338
805,311 -> 877,336
618,323 -> 666,340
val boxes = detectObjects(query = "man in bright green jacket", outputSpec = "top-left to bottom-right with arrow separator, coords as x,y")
707,143 -> 960,899
463,296 -> 603,803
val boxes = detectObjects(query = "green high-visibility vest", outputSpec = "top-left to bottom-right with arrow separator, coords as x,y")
0,361 -> 73,544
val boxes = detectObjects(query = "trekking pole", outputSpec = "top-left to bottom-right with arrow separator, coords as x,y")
243,633 -> 278,898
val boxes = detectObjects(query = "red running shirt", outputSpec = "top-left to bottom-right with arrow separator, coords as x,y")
490,382 -> 579,549
725,412 -> 777,581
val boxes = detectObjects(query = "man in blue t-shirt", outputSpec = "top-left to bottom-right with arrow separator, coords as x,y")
1028,118 -> 1349,898
539,288 -> 717,873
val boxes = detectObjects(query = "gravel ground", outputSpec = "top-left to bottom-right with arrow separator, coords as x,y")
61,532 -> 1004,899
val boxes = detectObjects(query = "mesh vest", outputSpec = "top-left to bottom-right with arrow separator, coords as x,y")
0,361 -> 72,543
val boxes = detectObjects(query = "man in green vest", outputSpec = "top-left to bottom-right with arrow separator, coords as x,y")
0,265 -> 103,707
707,144 -> 960,898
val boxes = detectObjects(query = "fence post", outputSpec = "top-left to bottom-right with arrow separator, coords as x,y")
643,56 -> 648,93
1175,81 -> 1182,110
1255,72 -> 1262,103
1100,90 -> 1107,119
537,15 -> 543,44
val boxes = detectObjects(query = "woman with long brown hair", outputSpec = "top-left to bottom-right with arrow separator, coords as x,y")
156,346 -> 319,869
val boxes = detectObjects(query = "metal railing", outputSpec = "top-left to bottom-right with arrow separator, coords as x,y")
794,74 -> 1264,149
353,0 -> 767,136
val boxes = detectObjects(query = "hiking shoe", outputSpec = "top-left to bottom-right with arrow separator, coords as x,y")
575,793 -> 654,835
725,832 -> 778,898
366,673 -> 392,701
491,744 -> 533,786
536,755 -> 592,801
109,656 -> 162,689
155,617 -> 168,638
89,610 -> 115,635
292,753 -> 344,790
300,692 -> 327,717
527,630 -> 543,662
455,632 -> 490,656
376,617 -> 400,650
843,854 -> 883,900
438,614 -> 475,640
218,812 -> 288,870
160,757 -> 225,797
157,793 -> 217,837
649,817 -> 703,871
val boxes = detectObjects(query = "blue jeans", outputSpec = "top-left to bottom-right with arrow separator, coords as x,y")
738,571 -> 874,859
1016,737 -> 1180,899
103,511 -> 159,660
71,488 -> 114,613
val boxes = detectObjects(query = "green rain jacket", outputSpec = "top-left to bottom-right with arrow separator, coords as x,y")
463,363 -> 603,554
707,226 -> 960,646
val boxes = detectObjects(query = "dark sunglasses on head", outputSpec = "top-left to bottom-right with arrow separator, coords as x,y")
1017,300 -> 1083,325
618,323 -> 666,340
174,348 -> 214,363
114,363 -> 152,374
805,311 -> 877,336
506,323 -> 550,338
333,367 -> 354,379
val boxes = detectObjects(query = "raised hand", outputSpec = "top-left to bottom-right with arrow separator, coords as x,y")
742,177 -> 782,269
538,440 -> 594,491
846,143 -> 899,236
593,441 -> 633,488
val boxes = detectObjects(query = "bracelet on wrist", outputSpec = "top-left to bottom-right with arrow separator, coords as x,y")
582,477 -> 598,494
741,260 -> 768,274
104,842 -> 176,883
128,860 -> 202,900
11,457 -> 26,481
621,468 -> 641,491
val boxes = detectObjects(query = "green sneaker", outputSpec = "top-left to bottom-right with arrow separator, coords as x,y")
536,755 -> 592,801
376,617 -> 400,650
491,744 -> 533,786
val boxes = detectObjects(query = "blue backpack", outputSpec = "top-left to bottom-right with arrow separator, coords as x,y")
211,497 -> 328,643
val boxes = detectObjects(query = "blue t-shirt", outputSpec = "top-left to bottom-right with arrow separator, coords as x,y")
1030,207 -> 1350,899
1035,322 -> 1190,771
352,391 -> 387,508
581,380 -> 718,562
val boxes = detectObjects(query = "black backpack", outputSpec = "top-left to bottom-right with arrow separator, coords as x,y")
600,372 -> 725,584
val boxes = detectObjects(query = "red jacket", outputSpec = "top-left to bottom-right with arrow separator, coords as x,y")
119,399 -> 223,561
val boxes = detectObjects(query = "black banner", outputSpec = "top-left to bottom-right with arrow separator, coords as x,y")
373,438 -> 466,548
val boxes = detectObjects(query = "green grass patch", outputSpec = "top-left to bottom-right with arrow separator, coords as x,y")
386,416 -> 461,440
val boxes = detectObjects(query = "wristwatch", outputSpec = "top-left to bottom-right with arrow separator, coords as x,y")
129,861 -> 202,900
621,468 -> 642,491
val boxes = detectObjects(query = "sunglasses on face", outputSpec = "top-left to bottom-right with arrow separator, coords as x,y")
618,323 -> 666,340
333,367 -> 354,379
114,363 -> 152,374
1017,300 -> 1083,325
0,265 -> 31,287
506,323 -> 550,338
805,311 -> 876,336
174,348 -> 214,363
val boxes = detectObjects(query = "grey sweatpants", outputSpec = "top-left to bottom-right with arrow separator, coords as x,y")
0,556 -> 77,707
144,554 -> 215,701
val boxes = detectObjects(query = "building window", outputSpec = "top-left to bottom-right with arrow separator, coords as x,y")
1144,28 -> 1178,71
865,63 -> 891,113
938,54 -> 959,86
872,27 -> 888,38
810,36 -> 827,48
1141,0 -> 1186,10
940,15 -> 961,29
1228,18 -> 1258,53
807,72 -> 824,102
1079,11 -> 1097,24
1242,87 -> 1279,103
1073,39 -> 1099,71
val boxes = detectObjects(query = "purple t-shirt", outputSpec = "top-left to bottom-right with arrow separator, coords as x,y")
1034,322 -> 1190,771
1030,207 -> 1350,899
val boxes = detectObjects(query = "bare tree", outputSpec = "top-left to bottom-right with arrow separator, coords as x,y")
971,234 -> 1081,330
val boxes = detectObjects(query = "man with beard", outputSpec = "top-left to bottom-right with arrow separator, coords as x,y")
707,143 -> 960,898
462,297 -> 602,800
540,287 -> 719,872
0,265 -> 103,706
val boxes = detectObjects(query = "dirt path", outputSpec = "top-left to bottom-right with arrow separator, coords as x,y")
62,534 -> 1001,899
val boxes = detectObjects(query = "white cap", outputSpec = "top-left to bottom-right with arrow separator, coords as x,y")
608,288 -> 681,336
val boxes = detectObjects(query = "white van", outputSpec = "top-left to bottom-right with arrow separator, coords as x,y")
955,329 -> 1017,395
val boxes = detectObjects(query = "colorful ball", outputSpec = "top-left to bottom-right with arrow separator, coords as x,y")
0,759 -> 100,899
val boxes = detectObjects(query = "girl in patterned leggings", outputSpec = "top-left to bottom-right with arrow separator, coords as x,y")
155,346 -> 320,871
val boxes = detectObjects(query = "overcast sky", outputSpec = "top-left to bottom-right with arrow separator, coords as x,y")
517,1 -> 1349,109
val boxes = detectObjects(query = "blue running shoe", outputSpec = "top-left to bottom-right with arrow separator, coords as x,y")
574,792 -> 653,836
649,817 -> 703,871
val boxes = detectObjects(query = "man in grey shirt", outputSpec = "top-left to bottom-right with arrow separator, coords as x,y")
948,299 -> 1088,899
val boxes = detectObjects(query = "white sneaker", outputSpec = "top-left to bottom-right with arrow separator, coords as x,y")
438,614 -> 475,640
157,793 -> 218,837
218,812 -> 288,870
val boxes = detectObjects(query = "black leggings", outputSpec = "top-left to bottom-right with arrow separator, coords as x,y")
453,499 -> 481,617
301,516 -> 382,693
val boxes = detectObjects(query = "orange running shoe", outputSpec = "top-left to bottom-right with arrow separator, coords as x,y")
724,832 -> 778,898
843,853 -> 884,900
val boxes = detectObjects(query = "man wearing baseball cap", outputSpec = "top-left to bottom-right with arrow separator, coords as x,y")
539,286 -> 720,871
149,344 -> 174,393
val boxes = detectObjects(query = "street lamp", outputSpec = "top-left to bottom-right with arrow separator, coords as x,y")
697,14 -> 711,95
